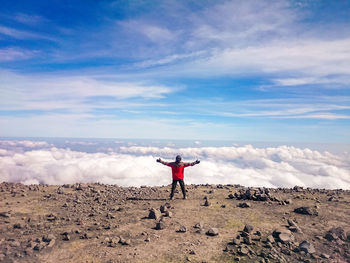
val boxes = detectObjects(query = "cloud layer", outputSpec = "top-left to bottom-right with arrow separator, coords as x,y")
1,140 -> 349,189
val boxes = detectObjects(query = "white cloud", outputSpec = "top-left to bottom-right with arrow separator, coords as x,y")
0,140 -> 51,148
178,97 -> 350,120
0,141 -> 349,189
175,38 -> 350,81
13,13 -> 45,25
0,70 -> 177,111
274,113 -> 350,120
0,25 -> 54,40
0,47 -> 38,61
118,20 -> 176,43
108,0 -> 350,87
189,0 -> 294,46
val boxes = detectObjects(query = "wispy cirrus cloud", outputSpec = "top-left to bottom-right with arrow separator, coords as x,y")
274,113 -> 350,120
119,20 -> 176,43
174,97 -> 350,120
163,38 -> 350,84
13,13 -> 46,25
0,47 -> 38,61
0,70 -> 178,112
0,25 -> 54,41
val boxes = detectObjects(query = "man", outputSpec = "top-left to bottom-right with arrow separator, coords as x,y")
157,155 -> 200,200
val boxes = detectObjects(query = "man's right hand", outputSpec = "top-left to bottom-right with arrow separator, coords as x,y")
156,158 -> 161,163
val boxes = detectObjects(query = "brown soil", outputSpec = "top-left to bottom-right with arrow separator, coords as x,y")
0,182 -> 349,263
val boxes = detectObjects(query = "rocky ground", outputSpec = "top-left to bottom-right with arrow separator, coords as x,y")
0,182 -> 349,263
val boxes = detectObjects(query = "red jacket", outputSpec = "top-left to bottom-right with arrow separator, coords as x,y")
167,163 -> 192,180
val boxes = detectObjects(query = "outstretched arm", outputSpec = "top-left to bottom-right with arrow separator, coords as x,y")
156,158 -> 169,165
184,160 -> 200,166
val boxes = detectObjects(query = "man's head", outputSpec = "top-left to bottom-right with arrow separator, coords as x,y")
175,155 -> 182,163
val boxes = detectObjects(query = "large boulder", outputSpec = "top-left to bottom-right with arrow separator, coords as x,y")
273,228 -> 294,244
294,206 -> 318,216
325,227 -> 347,241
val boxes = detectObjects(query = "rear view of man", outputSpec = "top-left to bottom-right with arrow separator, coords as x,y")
157,155 -> 200,200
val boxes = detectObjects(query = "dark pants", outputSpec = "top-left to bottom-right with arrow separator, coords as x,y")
170,179 -> 186,198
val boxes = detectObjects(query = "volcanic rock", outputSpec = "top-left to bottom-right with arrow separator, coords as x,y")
148,208 -> 161,220
160,205 -> 168,213
321,253 -> 330,259
119,237 -> 130,246
232,237 -> 241,245
164,211 -> 172,217
13,223 -> 23,229
204,199 -> 211,206
206,228 -> 219,236
177,225 -> 187,233
42,234 -> 55,243
243,224 -> 254,233
44,237 -> 55,247
287,219 -> 302,233
0,211 -> 11,218
325,227 -> 347,241
61,232 -> 70,241
238,202 -> 251,208
239,245 -> 249,255
294,206 -> 318,216
243,236 -> 252,245
193,222 -> 203,229
33,243 -> 44,251
46,213 -> 57,221
155,221 -> 165,230
285,199 -> 292,204
266,235 -> 275,243
273,228 -> 294,244
299,240 -> 315,254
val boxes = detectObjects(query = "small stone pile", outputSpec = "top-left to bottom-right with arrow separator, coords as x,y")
105,236 -> 131,247
230,188 -> 275,202
148,203 -> 172,230
224,222 -> 317,262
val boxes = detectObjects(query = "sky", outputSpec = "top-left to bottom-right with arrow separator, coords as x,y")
1,0 -> 350,142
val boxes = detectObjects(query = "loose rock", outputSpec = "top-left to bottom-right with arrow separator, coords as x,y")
299,240 -> 315,254
273,228 -> 294,244
193,222 -> 203,229
243,224 -> 254,233
325,227 -> 347,241
155,221 -> 165,230
203,199 -> 210,206
238,202 -> 251,208
206,228 -> 219,236
148,208 -> 161,220
177,225 -> 187,233
294,206 -> 318,216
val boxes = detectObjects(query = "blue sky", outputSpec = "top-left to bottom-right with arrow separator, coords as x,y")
1,0 -> 350,142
